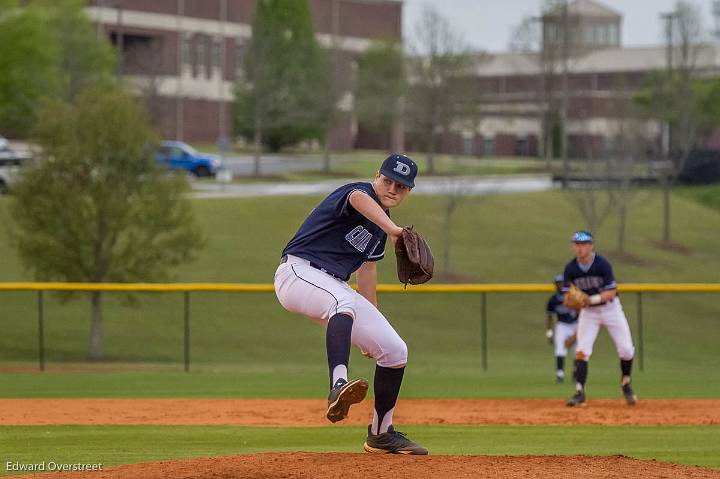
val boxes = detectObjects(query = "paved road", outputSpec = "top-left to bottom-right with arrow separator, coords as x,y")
219,154 -> 322,176
190,175 -> 554,199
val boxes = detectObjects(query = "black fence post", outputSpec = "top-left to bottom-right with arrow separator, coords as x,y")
637,292 -> 644,372
37,291 -> 45,372
481,292 -> 488,371
184,291 -> 190,372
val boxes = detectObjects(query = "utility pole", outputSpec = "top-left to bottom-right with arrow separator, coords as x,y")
659,11 -> 677,244
115,1 -> 124,79
660,12 -> 675,157
218,0 -> 228,151
96,0 -> 104,38
176,0 -> 185,140
323,0 -> 340,173
560,0 -> 570,188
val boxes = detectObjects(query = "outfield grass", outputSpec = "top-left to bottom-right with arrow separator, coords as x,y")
0,188 -> 718,399
678,184 -> 720,212
1,357 -> 718,398
1,424 -> 718,475
0,186 -> 718,475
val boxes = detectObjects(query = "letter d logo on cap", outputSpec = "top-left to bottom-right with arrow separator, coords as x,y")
393,161 -> 411,176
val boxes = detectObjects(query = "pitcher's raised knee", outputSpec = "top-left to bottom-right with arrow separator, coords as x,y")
376,338 -> 408,368
618,346 -> 635,361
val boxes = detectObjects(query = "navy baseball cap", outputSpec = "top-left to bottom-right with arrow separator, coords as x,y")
572,230 -> 593,243
554,274 -> 564,283
379,154 -> 417,188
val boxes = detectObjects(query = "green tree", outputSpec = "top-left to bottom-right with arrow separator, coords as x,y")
47,0 -> 115,101
0,0 -> 114,135
635,1 -> 704,245
10,88 -> 204,359
354,40 -> 406,152
0,3 -> 59,134
405,7 -> 476,173
233,0 -> 329,171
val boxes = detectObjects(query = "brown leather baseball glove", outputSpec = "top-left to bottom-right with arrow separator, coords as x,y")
395,226 -> 434,286
564,334 -> 577,348
563,284 -> 589,311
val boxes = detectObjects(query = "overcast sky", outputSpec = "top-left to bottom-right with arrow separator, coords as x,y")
402,0 -> 719,53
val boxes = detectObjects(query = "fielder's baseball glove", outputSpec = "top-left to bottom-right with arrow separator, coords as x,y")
395,226 -> 434,286
564,334 -> 577,348
563,284 -> 589,311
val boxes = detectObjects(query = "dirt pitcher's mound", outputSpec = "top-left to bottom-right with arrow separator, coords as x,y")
1,398 -> 718,426
10,452 -> 720,479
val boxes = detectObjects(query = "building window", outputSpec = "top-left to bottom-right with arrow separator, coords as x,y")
600,24 -> 609,44
182,32 -> 192,66
463,135 -> 474,156
609,23 -> 619,45
212,36 -> 221,69
235,38 -> 245,79
196,34 -> 206,77
483,137 -> 495,156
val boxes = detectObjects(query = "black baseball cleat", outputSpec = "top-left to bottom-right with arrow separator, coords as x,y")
326,378 -> 368,423
363,425 -> 428,455
566,390 -> 587,407
622,383 -> 637,406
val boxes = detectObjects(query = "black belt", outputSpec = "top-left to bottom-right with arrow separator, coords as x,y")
280,255 -> 344,280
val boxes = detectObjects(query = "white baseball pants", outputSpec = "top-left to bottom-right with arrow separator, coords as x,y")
576,299 -> 635,360
274,255 -> 408,368
554,321 -> 578,357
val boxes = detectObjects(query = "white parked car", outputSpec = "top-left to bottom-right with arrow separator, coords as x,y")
0,135 -> 32,194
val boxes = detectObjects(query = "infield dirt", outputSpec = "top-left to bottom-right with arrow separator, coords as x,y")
7,453 -> 719,479
1,398 -> 718,426
4,398 -> 719,479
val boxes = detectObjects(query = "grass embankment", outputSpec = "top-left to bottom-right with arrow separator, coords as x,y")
0,189 -> 718,398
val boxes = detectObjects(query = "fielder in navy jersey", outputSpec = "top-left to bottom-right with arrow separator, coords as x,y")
274,154 -> 427,455
545,275 -> 578,384
563,230 -> 638,407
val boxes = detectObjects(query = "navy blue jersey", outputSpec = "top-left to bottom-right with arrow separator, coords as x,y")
282,182 -> 387,281
546,294 -> 578,324
563,254 -> 617,296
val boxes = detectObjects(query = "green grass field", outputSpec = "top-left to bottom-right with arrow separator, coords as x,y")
0,185 -> 719,475
2,425 -> 719,471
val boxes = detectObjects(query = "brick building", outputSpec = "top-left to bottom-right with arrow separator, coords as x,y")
407,0 -> 720,158
87,0 -> 402,147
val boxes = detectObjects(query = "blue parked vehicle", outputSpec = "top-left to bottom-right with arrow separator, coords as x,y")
155,141 -> 222,177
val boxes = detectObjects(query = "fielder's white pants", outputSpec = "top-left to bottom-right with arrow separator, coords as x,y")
274,255 -> 408,368
554,321 -> 578,357
576,299 -> 635,361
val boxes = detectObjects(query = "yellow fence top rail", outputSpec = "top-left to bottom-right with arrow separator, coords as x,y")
0,282 -> 719,293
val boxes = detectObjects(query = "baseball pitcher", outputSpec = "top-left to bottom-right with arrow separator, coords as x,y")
563,231 -> 638,407
274,154 -> 429,454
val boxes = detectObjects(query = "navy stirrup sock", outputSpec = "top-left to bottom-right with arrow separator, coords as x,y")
574,359 -> 588,388
373,364 -> 405,431
326,313 -> 353,388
